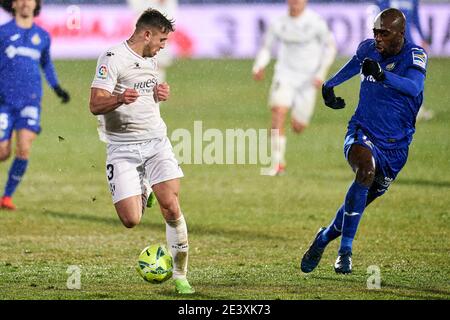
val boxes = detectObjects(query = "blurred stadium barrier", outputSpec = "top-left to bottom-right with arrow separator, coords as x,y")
0,1 -> 448,58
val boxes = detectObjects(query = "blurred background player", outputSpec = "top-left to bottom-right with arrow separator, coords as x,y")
127,0 -> 178,82
252,0 -> 336,176
89,9 -> 194,294
301,8 -> 428,274
0,0 -> 70,210
375,0 -> 433,121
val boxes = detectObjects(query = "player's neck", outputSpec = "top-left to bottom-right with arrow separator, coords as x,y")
126,38 -> 144,58
15,15 -> 34,29
289,7 -> 305,17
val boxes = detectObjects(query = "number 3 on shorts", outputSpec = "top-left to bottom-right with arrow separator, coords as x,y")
106,164 -> 114,181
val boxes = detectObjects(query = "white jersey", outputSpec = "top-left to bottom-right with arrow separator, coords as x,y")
91,41 -> 167,144
253,8 -> 336,84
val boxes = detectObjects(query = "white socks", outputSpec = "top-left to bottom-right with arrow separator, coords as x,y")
166,214 -> 189,280
271,133 -> 287,166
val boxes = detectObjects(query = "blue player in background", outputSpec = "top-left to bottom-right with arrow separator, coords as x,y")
0,0 -> 70,210
300,8 -> 427,274
375,0 -> 433,121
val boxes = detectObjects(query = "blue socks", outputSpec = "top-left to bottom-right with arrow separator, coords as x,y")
4,158 -> 28,197
318,182 -> 369,253
317,204 -> 344,248
339,181 -> 369,254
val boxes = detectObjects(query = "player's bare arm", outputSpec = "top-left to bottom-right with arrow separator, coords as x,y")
89,87 -> 139,115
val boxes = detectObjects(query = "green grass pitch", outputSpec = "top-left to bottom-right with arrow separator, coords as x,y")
0,58 -> 449,300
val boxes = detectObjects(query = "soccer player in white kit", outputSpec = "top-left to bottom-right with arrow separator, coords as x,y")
127,0 -> 178,82
253,0 -> 336,176
89,9 -> 194,294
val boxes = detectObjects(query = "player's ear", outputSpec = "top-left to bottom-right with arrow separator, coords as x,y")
144,29 -> 154,42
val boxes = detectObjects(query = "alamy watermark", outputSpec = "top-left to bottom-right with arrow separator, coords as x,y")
66,265 -> 81,290
170,121 -> 278,175
366,265 -> 381,290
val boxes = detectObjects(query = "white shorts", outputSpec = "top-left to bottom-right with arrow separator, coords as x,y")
105,136 -> 183,204
268,79 -> 318,125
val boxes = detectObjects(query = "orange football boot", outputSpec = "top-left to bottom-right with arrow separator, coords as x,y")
1,196 -> 16,210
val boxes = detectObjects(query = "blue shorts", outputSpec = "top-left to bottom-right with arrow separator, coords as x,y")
343,126 -> 408,197
0,104 -> 41,141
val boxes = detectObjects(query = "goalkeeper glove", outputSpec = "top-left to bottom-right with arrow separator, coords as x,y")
362,58 -> 385,81
322,84 -> 346,110
53,85 -> 70,104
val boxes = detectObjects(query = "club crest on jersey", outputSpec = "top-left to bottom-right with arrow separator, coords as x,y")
31,33 -> 41,45
386,62 -> 396,71
412,50 -> 427,69
97,64 -> 108,79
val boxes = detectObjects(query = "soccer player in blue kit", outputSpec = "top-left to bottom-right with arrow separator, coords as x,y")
375,0 -> 433,121
300,8 -> 427,274
0,0 -> 70,210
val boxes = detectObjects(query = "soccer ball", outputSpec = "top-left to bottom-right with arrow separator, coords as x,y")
136,244 -> 173,284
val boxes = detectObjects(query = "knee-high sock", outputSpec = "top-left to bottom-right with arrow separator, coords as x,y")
166,214 -> 189,279
271,133 -> 286,167
339,181 -> 369,254
318,204 -> 345,248
4,158 -> 28,197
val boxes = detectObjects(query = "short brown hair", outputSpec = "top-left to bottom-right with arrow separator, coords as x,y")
136,8 -> 175,33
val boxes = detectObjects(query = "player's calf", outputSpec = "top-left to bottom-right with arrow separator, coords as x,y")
0,144 -> 11,162
114,196 -> 143,228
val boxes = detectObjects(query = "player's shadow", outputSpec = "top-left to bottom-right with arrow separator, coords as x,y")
41,211 -> 287,241
396,178 -> 450,188
187,223 -> 289,241
41,210 -> 161,230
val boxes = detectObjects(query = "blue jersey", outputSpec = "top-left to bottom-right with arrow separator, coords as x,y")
325,39 -> 427,150
0,19 -> 59,108
376,0 -> 426,44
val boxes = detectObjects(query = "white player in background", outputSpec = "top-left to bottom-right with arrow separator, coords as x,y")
253,0 -> 336,176
127,0 -> 178,82
89,9 -> 194,294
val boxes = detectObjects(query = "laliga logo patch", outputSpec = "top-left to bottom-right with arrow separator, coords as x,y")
386,62 -> 395,71
31,33 -> 41,45
97,64 -> 108,79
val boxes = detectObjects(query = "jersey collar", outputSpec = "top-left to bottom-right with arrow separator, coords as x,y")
123,41 -> 146,61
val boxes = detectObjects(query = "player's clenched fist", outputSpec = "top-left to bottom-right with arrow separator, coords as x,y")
119,88 -> 139,105
154,83 -> 170,102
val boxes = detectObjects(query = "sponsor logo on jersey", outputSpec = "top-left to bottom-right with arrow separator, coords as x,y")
133,78 -> 158,93
361,74 -> 377,83
386,62 -> 396,71
412,50 -> 427,69
10,34 -> 20,41
31,33 -> 41,45
97,64 -> 108,79
4,45 -> 41,60
106,51 -> 115,57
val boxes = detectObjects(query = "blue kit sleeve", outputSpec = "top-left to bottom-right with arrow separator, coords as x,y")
324,55 -> 361,88
384,67 -> 425,97
40,39 -> 59,89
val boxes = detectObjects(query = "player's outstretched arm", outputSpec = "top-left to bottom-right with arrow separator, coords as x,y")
90,88 -> 139,115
